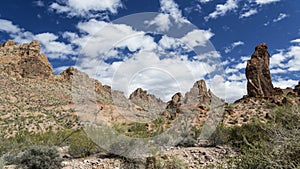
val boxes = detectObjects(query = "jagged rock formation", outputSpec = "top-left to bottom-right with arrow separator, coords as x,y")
245,43 -> 276,97
164,92 -> 183,119
129,88 -> 166,117
129,88 -> 149,102
184,80 -> 212,104
166,92 -> 183,112
162,80 -> 223,128
58,66 -> 89,82
0,40 -> 53,79
129,88 -> 165,107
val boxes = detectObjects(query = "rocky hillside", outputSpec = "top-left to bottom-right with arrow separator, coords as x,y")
0,40 -> 169,137
0,40 -> 299,169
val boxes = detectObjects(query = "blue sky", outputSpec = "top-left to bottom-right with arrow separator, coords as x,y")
0,0 -> 299,102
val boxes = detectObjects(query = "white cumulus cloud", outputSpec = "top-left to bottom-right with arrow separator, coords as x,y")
205,0 -> 239,21
160,0 -> 183,21
239,9 -> 258,18
0,19 -> 21,33
199,0 -> 213,3
224,41 -> 245,53
255,0 -> 281,5
273,78 -> 298,89
49,0 -> 123,18
180,29 -> 214,48
64,19 -> 221,101
145,13 -> 172,32
290,39 -> 300,43
270,43 -> 300,72
273,13 -> 288,22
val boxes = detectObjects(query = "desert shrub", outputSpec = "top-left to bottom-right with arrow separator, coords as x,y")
175,132 -> 197,147
67,130 -> 102,158
16,145 -> 63,169
0,129 -> 103,160
113,116 -> 169,139
209,124 -> 231,146
0,156 -> 4,169
213,105 -> 300,169
127,122 -> 149,137
155,156 -> 187,169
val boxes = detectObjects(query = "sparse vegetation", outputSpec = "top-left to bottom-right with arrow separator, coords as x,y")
0,129 -> 103,161
7,145 -> 63,169
145,156 -> 187,169
67,130 -> 102,158
112,116 -> 170,138
211,105 -> 300,168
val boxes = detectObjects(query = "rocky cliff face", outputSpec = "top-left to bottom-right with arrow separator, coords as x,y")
245,43 -> 275,97
0,40 -> 53,79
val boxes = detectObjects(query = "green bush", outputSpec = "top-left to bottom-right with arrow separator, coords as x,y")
16,145 -> 63,169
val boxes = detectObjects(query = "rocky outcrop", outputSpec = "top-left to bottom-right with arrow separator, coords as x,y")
246,43 -> 275,97
58,67 -> 113,106
166,92 -> 183,111
294,82 -> 300,96
184,80 -> 212,104
0,40 -> 53,79
129,88 -> 166,115
162,80 -> 223,125
59,67 -> 87,81
129,88 -> 149,102
164,92 -> 183,119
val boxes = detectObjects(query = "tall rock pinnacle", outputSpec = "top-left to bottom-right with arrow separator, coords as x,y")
246,43 -> 275,97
